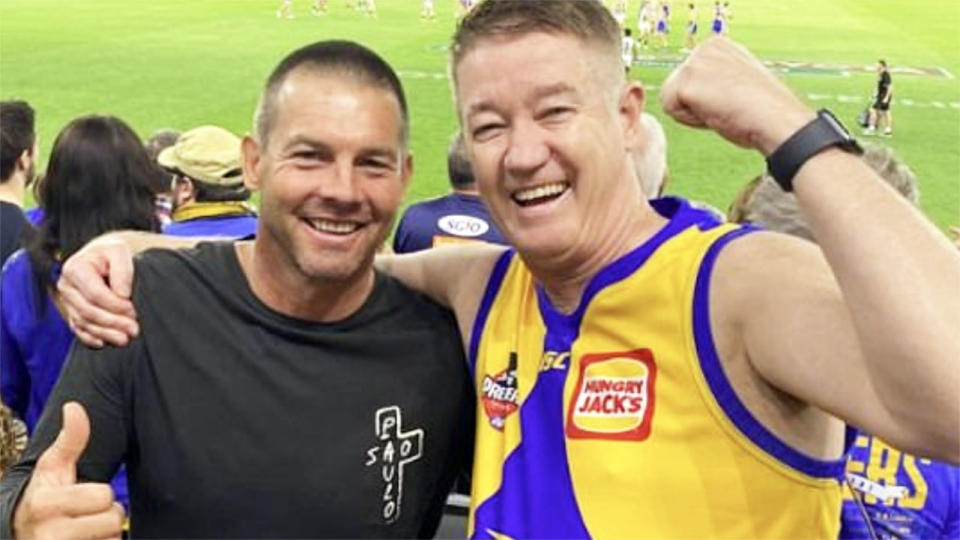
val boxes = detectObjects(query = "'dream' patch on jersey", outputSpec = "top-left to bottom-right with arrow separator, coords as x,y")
481,360 -> 519,431
566,350 -> 656,441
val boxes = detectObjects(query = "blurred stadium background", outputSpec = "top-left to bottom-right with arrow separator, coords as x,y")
1,0 -> 957,231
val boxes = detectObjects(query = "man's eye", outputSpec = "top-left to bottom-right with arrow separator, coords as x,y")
360,159 -> 394,172
541,107 -> 573,121
472,124 -> 504,141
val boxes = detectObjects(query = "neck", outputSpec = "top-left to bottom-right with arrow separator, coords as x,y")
236,241 -> 375,322
525,198 -> 667,314
453,185 -> 480,196
0,176 -> 25,207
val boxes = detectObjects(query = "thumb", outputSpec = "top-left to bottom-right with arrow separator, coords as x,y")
106,245 -> 135,299
34,402 -> 90,485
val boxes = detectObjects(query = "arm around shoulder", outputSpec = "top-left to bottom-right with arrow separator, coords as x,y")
376,243 -> 509,332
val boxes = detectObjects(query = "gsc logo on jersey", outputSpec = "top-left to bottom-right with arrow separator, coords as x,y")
566,349 -> 657,441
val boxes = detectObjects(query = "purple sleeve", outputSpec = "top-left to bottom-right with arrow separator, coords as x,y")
0,270 -> 30,419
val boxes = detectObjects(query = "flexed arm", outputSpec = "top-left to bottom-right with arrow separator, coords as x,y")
661,37 -> 960,462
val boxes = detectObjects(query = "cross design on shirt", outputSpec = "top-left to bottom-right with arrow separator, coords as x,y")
365,405 -> 424,524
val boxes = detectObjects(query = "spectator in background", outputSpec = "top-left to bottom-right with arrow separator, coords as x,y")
159,125 -> 258,239
0,405 -> 27,478
729,144 -> 917,240
621,27 -> 636,74
864,59 -> 893,137
633,112 -> 668,198
636,0 -> 652,48
393,131 -> 506,253
0,101 -> 37,266
655,0 -> 670,47
144,129 -> 181,226
277,0 -> 294,19
0,115 -> 164,512
684,2 -> 698,50
634,113 -> 727,219
144,129 -> 180,162
728,145 -> 959,539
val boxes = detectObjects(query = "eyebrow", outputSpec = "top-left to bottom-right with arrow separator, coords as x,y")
465,82 -> 579,119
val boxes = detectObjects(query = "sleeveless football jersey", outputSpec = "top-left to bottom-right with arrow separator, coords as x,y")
467,197 -> 848,538
841,433 -> 960,539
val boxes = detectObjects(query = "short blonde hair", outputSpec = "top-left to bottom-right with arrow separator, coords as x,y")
450,0 -> 622,88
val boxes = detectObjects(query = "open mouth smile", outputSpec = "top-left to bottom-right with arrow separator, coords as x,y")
511,182 -> 570,207
302,218 -> 363,235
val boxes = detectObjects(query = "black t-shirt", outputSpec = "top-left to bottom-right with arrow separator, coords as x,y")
877,70 -> 892,101
0,242 -> 474,538
0,201 -> 30,266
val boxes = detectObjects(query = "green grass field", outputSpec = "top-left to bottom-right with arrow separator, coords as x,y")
2,0 -> 958,231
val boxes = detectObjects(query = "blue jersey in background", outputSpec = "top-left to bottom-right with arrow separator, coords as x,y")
393,192 -> 507,254
842,432 -> 959,539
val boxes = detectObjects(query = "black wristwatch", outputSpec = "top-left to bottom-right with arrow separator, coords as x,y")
766,109 -> 863,192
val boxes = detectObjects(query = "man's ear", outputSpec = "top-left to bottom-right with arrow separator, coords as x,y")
173,176 -> 196,205
16,147 -> 32,173
241,136 -> 263,191
618,81 -> 647,152
400,152 -> 414,191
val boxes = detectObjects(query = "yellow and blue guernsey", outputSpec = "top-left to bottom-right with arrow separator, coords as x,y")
467,197 -> 851,538
841,432 -> 959,539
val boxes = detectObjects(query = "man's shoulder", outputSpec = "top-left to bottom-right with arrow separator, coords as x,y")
0,200 -> 26,218
376,270 -> 456,321
134,242 -> 234,289
0,202 -> 28,241
1,248 -> 31,278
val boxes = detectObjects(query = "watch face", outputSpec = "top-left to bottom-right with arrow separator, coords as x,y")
819,109 -> 850,137
819,108 -> 862,153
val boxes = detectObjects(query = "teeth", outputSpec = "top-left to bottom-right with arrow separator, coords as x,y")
513,182 -> 568,203
308,219 -> 360,234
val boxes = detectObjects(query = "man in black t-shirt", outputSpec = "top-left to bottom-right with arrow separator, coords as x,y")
865,59 -> 893,136
0,41 -> 473,539
0,100 -> 37,266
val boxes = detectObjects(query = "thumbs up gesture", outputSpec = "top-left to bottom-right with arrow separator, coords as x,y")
12,402 -> 125,539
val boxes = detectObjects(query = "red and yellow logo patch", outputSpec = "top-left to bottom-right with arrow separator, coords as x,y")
566,349 -> 656,441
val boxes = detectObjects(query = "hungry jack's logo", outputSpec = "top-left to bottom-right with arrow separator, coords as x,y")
481,352 -> 519,431
566,349 -> 657,441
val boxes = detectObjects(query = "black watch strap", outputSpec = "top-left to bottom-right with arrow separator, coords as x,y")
766,109 -> 863,192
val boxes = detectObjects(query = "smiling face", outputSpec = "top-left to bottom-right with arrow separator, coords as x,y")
244,68 -> 410,286
455,31 -> 646,267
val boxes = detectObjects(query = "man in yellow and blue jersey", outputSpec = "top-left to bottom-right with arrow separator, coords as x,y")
54,1 -> 960,537
386,2 -> 959,537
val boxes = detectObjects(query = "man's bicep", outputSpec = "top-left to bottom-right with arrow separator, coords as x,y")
715,234 -> 886,428
20,341 -> 135,483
